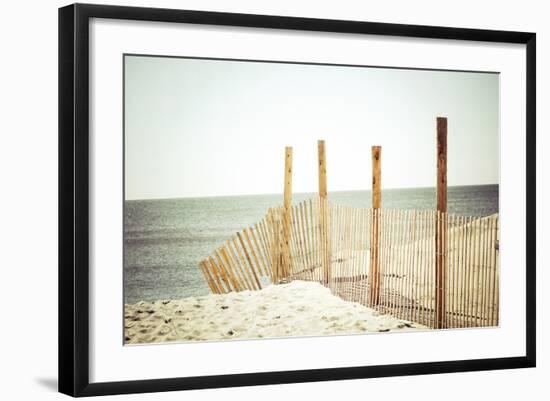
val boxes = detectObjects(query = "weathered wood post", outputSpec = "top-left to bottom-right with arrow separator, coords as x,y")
369,146 -> 382,306
436,117 -> 448,329
283,146 -> 293,279
318,140 -> 330,285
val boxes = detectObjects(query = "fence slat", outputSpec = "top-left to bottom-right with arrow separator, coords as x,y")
237,232 -> 262,290
249,225 -> 269,278
213,252 -> 233,292
223,243 -> 247,291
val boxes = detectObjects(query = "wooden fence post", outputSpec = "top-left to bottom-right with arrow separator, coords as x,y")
369,146 -> 381,306
318,140 -> 330,285
318,140 -> 327,198
283,146 -> 293,278
436,117 -> 447,329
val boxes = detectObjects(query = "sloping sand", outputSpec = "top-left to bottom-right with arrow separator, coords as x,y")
125,280 -> 427,344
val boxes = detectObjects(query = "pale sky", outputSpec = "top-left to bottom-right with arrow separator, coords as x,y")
124,55 -> 499,200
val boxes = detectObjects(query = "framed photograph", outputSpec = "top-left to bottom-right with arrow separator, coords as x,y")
59,3 -> 536,397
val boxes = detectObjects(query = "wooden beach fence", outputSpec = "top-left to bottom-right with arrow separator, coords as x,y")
198,118 -> 500,329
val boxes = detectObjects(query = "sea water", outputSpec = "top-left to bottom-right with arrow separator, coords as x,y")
124,185 -> 498,303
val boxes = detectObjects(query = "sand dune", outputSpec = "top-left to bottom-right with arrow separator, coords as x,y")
124,280 -> 427,344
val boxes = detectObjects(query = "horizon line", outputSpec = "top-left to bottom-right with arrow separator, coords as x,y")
125,183 -> 499,202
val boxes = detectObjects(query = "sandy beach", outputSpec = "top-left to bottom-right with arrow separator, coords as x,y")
125,280 -> 427,344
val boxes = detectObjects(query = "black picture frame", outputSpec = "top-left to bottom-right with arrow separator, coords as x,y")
59,3 -> 536,397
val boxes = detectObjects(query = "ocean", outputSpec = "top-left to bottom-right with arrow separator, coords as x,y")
124,184 -> 498,304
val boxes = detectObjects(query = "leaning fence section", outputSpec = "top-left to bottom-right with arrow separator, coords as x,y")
198,197 -> 499,330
